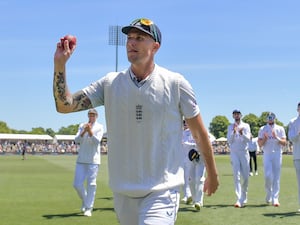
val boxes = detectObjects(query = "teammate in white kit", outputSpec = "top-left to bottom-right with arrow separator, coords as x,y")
258,112 -> 286,207
73,108 -> 104,217
53,17 -> 219,225
182,120 -> 214,211
247,134 -> 259,176
227,109 -> 251,208
288,102 -> 300,212
181,120 -> 193,205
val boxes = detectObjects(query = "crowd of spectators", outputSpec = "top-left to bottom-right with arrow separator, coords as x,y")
0,139 -> 293,155
212,140 -> 293,155
0,140 -> 78,154
0,139 -> 107,154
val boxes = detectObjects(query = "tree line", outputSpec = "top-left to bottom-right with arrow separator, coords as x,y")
0,111 -> 288,139
0,121 -> 79,137
209,111 -> 286,139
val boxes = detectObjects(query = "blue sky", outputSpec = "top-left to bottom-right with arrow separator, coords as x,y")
1,0 -> 300,132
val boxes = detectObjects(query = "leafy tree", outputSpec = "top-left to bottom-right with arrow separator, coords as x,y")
242,113 -> 259,137
209,116 -> 230,139
0,121 -> 11,133
46,128 -> 55,137
13,129 -> 28,134
30,127 -> 46,134
57,124 -> 79,135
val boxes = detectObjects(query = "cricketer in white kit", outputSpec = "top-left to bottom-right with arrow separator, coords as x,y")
258,112 -> 286,207
73,108 -> 104,216
288,102 -> 300,212
227,109 -> 251,208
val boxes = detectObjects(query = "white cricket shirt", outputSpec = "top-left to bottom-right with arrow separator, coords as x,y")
288,116 -> 300,160
74,121 -> 104,164
83,64 -> 200,197
258,124 -> 286,153
227,121 -> 251,151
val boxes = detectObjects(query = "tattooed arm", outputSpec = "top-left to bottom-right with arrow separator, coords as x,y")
53,39 -> 93,113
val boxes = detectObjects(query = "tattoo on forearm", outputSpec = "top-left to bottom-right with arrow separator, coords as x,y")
54,71 -> 69,103
53,71 -> 92,111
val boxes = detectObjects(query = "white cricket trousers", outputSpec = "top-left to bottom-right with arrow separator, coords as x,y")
230,150 -> 250,203
294,159 -> 300,206
113,188 -> 180,225
183,159 -> 192,198
189,158 -> 206,204
263,151 -> 282,203
73,163 -> 99,209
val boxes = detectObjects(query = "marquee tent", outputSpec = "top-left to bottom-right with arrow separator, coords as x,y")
0,133 -> 53,141
215,137 -> 227,142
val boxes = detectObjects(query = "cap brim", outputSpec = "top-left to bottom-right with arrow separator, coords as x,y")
122,25 -> 154,39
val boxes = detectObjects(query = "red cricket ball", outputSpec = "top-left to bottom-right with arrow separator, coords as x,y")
60,35 -> 77,50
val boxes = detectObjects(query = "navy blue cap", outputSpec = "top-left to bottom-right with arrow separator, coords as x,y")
88,108 -> 98,115
266,112 -> 276,121
232,109 -> 241,114
122,18 -> 162,44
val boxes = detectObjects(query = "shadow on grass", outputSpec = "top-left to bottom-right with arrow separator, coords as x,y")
42,207 -> 114,219
222,174 -> 233,177
263,211 -> 300,218
240,203 -> 275,208
179,207 -> 200,213
180,203 -> 274,212
43,212 -> 82,219
217,203 -> 284,208
97,196 -> 114,201
179,203 -> 235,213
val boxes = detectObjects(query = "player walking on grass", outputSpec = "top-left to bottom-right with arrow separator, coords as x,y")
258,112 -> 286,207
21,141 -> 28,160
227,109 -> 251,208
247,134 -> 259,176
181,120 -> 193,205
288,102 -> 300,212
53,18 -> 219,225
182,120 -> 208,211
73,108 -> 104,217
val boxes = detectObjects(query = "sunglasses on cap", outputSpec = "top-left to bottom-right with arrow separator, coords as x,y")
129,18 -> 160,43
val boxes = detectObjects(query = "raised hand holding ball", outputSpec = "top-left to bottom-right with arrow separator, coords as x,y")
60,34 -> 77,50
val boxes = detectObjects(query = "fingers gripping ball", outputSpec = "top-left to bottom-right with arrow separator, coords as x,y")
188,149 -> 200,162
60,34 -> 77,50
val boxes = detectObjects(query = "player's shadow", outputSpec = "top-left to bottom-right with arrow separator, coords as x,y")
179,204 -> 234,213
179,207 -> 199,213
43,212 -> 82,219
97,196 -> 114,201
180,203 -> 273,212
42,206 -> 114,219
43,196 -> 115,219
263,211 -> 300,218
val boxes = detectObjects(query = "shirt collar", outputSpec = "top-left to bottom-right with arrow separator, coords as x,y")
129,67 -> 154,87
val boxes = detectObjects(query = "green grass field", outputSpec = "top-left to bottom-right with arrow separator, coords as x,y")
1,154 -> 299,225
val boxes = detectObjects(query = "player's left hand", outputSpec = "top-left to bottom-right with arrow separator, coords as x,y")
203,173 -> 219,196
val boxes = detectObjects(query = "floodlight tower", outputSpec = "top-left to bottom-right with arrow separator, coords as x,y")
109,25 -> 126,72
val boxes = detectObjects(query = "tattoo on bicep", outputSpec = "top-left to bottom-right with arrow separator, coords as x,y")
73,91 -> 92,111
54,72 -> 92,111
